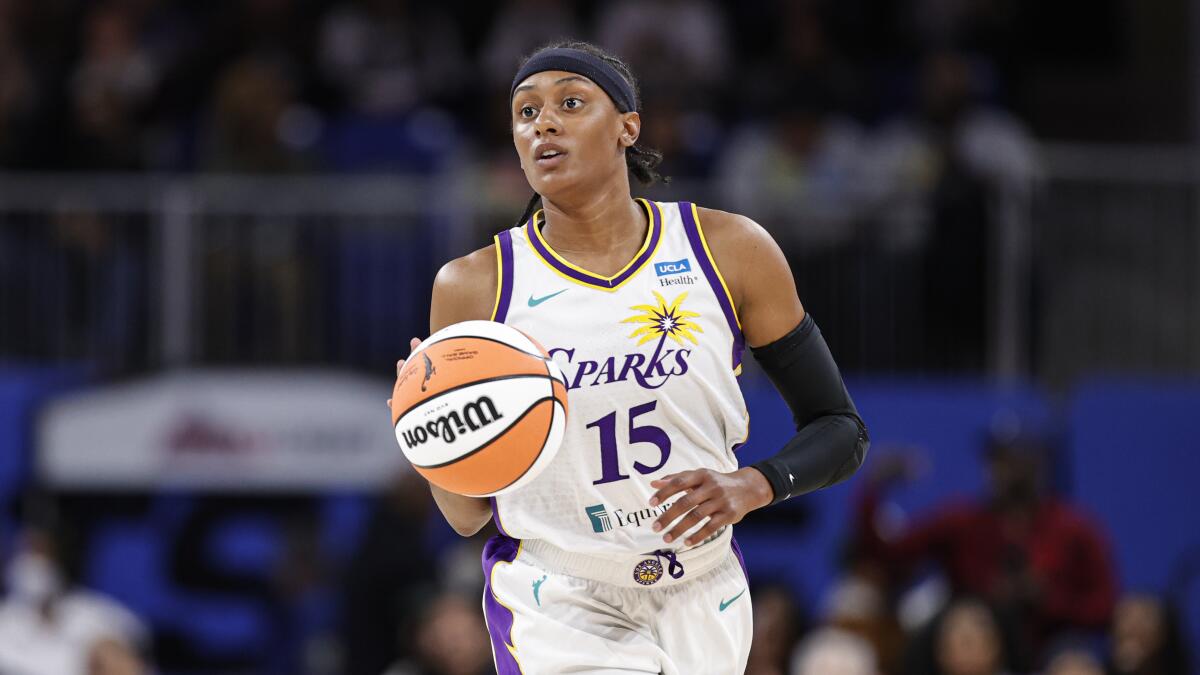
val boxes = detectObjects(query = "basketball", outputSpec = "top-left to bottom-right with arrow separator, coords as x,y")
389,320 -> 568,497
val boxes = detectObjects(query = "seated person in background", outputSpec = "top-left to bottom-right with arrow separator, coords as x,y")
0,519 -> 147,675
854,430 -> 1118,665
1108,594 -> 1191,675
1042,640 -> 1106,675
790,627 -> 878,675
929,598 -> 1017,675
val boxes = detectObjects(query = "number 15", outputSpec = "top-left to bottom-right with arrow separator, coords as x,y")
587,401 -> 672,485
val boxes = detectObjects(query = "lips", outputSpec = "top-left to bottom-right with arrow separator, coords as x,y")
533,143 -> 568,167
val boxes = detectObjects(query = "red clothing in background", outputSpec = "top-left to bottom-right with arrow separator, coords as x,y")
856,486 -> 1117,636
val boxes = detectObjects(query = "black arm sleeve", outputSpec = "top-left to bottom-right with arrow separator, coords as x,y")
749,314 -> 869,505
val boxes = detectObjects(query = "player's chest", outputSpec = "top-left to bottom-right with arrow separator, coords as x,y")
506,280 -> 725,395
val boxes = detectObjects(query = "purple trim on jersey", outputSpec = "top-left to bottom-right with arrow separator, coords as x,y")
494,230 -> 516,323
525,199 -> 662,289
677,201 -> 745,370
731,535 -> 749,583
490,497 -> 511,537
482,535 -> 522,674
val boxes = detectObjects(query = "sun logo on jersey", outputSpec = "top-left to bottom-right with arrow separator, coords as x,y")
621,291 -> 703,347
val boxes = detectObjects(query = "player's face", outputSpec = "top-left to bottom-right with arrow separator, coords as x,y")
511,70 -> 636,198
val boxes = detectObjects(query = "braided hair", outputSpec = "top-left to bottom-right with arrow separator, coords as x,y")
512,40 -> 670,228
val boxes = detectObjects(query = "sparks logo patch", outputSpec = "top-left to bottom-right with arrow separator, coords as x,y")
622,291 -> 703,347
654,259 -> 692,276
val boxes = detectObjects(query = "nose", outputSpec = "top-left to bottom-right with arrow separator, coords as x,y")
534,108 -> 560,136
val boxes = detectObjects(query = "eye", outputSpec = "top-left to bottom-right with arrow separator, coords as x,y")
519,105 -> 537,119
563,97 -> 582,110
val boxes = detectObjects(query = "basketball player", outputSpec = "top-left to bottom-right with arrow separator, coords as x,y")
392,42 -> 869,674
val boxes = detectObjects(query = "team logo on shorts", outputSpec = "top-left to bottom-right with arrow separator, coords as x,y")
633,558 -> 664,585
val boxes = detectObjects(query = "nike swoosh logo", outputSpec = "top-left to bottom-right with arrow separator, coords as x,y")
719,589 -> 746,612
528,289 -> 567,307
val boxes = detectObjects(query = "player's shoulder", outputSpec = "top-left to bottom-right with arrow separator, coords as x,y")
436,242 -> 496,288
432,241 -> 500,325
688,205 -> 799,323
692,205 -> 779,258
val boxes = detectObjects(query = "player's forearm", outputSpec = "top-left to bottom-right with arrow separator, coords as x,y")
749,314 -> 869,504
429,483 -> 492,536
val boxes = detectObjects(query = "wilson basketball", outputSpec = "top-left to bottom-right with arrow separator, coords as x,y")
390,320 -> 568,497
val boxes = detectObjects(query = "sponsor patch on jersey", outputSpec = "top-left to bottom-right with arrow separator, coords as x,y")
654,258 -> 692,276
582,501 -> 673,533
585,504 -> 613,532
658,274 -> 698,288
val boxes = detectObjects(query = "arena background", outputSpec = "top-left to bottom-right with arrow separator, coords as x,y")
0,1 -> 1197,674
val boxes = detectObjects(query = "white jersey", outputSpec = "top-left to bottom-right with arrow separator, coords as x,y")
489,198 -> 749,558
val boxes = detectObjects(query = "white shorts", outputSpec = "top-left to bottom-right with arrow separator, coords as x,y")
481,533 -> 753,674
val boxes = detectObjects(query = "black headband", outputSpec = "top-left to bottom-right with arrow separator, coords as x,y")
510,48 -> 636,114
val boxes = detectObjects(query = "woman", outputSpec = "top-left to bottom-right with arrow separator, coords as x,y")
393,41 -> 868,674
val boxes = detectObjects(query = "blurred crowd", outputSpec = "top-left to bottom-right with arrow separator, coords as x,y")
0,0 -> 1040,174
0,428 -> 1191,675
0,0 -> 1048,374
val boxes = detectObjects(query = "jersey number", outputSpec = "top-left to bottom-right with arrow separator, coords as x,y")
587,401 -> 672,485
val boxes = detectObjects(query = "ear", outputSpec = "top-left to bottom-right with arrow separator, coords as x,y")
618,111 -> 641,148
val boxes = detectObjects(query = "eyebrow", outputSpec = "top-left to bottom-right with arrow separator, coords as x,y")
513,75 -> 589,95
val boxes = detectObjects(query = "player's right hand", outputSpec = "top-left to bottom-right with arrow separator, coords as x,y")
386,337 -> 423,410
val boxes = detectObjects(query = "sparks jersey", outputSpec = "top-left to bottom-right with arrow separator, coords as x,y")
489,199 -> 749,557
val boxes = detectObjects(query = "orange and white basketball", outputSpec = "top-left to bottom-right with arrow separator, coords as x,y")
390,320 -> 568,497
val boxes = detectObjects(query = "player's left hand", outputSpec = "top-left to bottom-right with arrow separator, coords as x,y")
648,468 -> 774,546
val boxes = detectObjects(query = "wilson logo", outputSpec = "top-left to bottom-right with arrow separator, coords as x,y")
400,396 -> 504,448
654,259 -> 691,276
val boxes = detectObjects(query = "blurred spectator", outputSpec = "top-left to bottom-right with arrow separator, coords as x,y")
318,0 -> 468,116
746,584 -> 804,675
928,598 -> 1016,675
855,431 -> 1118,666
789,627 -> 877,675
480,0 -> 581,88
821,571 -> 906,674
640,93 -> 723,181
1042,640 -> 1105,675
342,471 -> 440,675
0,208 -> 146,369
69,2 -> 159,170
862,50 -> 1038,370
384,592 -> 491,675
717,89 -> 867,251
86,638 -> 145,675
204,56 -> 315,172
595,0 -> 730,99
0,523 -> 147,675
0,10 -> 34,167
1108,594 -> 1191,675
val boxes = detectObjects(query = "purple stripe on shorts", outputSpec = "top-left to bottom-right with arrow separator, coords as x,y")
494,230 -> 515,323
677,202 -> 745,370
482,534 -> 522,674
731,535 -> 750,583
525,200 -> 661,289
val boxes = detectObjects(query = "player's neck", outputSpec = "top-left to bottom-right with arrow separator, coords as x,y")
538,180 -> 646,255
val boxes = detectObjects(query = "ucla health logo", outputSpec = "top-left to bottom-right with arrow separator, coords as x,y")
654,258 -> 691,276
655,258 -> 697,287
